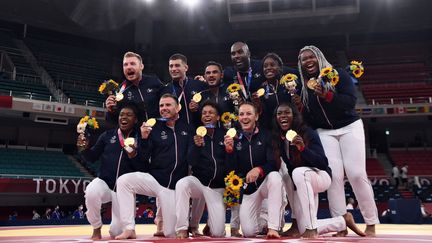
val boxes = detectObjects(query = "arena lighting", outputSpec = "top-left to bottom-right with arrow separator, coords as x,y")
144,0 -> 154,3
181,0 -> 201,8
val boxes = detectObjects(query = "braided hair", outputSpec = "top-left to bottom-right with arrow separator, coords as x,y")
297,45 -> 332,110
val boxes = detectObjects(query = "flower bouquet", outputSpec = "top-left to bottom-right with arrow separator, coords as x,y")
279,73 -> 298,95
220,112 -> 238,130
98,79 -> 119,95
226,83 -> 242,106
307,66 -> 340,91
76,115 -> 99,151
349,60 -> 364,78
224,171 -> 244,207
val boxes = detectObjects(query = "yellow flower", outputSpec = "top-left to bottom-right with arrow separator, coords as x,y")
352,69 -> 364,78
280,73 -> 298,85
98,83 -> 106,94
232,189 -> 240,198
350,61 -> 365,78
351,60 -> 362,66
227,83 -> 241,93
330,76 -> 340,86
221,112 -> 232,124
329,69 -> 339,86
99,79 -> 119,95
107,79 -> 119,87
224,170 -> 235,183
79,116 -> 89,124
91,118 -> 100,129
320,67 -> 333,77
78,116 -> 99,130
230,114 -> 238,121
229,175 -> 243,191
223,188 -> 232,198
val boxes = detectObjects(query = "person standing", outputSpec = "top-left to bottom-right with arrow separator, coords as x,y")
297,45 -> 379,236
73,205 -> 85,220
401,164 -> 409,189
194,61 -> 235,118
254,53 -> 300,129
392,165 -> 400,188
105,52 -> 167,124
164,53 -> 208,127
223,42 -> 264,102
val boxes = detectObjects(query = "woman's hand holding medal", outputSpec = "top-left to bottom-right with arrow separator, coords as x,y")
194,126 -> 207,147
286,129 -> 305,151
124,137 -> 137,158
312,81 -> 327,99
224,128 -> 236,153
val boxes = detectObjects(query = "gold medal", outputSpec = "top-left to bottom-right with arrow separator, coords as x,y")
192,93 -> 202,103
146,118 -> 156,127
226,128 -> 237,138
115,92 -> 124,101
307,79 -> 318,90
196,126 -> 207,137
256,88 -> 265,97
285,130 -> 297,142
124,137 -> 135,147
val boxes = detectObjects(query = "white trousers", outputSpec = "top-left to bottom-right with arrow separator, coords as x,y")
258,163 -> 289,232
85,178 -> 122,236
283,167 -> 345,234
239,171 -> 284,237
175,176 -> 225,237
116,172 -> 177,238
154,197 -> 205,230
317,119 -> 379,225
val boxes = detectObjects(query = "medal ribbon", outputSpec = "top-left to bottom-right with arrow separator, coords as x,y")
118,82 -> 128,94
236,68 -> 252,99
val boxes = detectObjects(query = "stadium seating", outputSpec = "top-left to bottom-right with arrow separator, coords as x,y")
366,158 -> 387,176
348,41 -> 432,105
390,149 -> 432,176
0,77 -> 54,101
24,38 -> 113,106
0,31 -> 55,101
0,148 -> 85,178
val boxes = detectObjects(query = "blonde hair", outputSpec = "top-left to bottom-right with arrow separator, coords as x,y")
123,51 -> 143,63
297,45 -> 332,110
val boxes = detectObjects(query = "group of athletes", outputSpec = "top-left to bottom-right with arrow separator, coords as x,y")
76,41 -> 379,240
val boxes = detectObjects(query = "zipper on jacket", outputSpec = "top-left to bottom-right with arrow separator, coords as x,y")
207,139 -> 217,187
167,127 -> 178,188
316,96 -> 333,129
113,149 -> 123,191
137,89 -> 148,120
